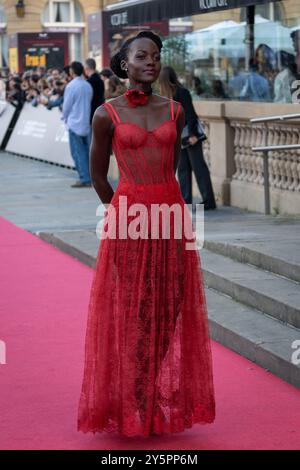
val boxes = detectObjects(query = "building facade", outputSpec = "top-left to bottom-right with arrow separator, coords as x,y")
0,0 -> 117,70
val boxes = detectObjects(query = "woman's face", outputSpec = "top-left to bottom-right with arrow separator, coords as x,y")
122,37 -> 161,85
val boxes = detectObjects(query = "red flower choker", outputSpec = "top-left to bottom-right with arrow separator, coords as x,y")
124,88 -> 152,108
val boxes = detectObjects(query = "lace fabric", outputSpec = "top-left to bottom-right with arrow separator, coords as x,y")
77,97 -> 216,437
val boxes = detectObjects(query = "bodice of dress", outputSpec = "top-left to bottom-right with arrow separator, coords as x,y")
102,98 -> 181,186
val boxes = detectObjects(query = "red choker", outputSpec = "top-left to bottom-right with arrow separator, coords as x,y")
124,88 -> 152,108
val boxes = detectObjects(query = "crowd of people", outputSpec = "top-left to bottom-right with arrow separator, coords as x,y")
190,42 -> 300,103
1,61 -> 128,112
0,59 -> 130,188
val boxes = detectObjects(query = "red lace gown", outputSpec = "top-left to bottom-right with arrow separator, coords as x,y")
77,98 -> 216,437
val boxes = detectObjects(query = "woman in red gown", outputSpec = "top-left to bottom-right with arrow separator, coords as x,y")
77,31 -> 216,437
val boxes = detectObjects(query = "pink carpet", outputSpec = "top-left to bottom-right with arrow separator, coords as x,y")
0,215 -> 300,450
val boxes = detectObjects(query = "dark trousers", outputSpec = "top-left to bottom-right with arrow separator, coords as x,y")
177,140 -> 216,209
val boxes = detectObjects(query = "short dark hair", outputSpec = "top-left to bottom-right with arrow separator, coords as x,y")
63,65 -> 71,76
110,30 -> 163,79
99,68 -> 113,78
85,58 -> 96,71
70,61 -> 84,77
30,74 -> 40,84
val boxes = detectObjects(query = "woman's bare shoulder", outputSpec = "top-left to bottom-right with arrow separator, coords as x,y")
92,103 -> 114,129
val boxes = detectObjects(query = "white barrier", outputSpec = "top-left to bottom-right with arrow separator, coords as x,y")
0,101 -> 16,147
5,102 -> 119,181
6,103 -> 75,167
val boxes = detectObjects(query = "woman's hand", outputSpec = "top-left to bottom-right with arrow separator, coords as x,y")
188,135 -> 198,146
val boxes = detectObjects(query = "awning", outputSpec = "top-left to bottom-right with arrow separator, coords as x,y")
103,0 -> 282,28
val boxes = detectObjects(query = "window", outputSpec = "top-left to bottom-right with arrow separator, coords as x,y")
0,4 -> 6,24
163,1 -> 300,104
42,0 -> 83,24
54,2 -> 71,23
240,2 -> 283,22
41,0 -> 84,62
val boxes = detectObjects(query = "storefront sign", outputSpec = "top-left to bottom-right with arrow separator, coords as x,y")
43,27 -> 83,33
104,0 -> 282,27
17,33 -> 69,73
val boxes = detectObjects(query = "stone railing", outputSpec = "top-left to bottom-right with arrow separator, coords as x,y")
193,101 -> 300,215
231,121 -> 300,191
202,121 -> 211,168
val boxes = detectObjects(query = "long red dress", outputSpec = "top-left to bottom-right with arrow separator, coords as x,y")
77,97 -> 216,437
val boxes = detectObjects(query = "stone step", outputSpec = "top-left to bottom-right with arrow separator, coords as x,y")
200,249 -> 300,330
206,288 -> 300,388
203,239 -> 300,284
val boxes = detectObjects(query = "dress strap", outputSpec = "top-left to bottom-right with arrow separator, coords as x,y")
170,99 -> 174,120
103,101 -> 121,125
170,100 -> 181,122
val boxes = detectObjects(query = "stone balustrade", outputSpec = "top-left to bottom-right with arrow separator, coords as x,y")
193,101 -> 300,215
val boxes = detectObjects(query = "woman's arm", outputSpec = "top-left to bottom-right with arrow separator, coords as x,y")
90,106 -> 115,206
173,104 -> 186,172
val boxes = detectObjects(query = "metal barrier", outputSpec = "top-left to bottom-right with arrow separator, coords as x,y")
250,113 -> 300,215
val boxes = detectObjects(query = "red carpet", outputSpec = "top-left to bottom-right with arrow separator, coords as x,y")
0,215 -> 300,450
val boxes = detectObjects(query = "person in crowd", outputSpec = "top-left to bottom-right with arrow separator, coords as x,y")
99,67 -> 114,97
104,74 -> 127,100
211,79 -> 230,100
6,78 -> 26,110
191,75 -> 213,100
255,44 -> 277,77
159,65 -> 216,210
62,61 -> 93,188
0,71 -> 6,100
99,67 -> 113,82
62,65 -> 72,83
290,28 -> 300,78
240,59 -> 271,102
51,67 -> 61,81
84,58 -> 105,124
26,74 -> 40,104
32,77 -> 51,107
193,76 -> 204,96
274,51 -> 297,103
255,44 -> 277,99
47,80 -> 66,110
36,66 -> 46,78
228,59 -> 248,99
